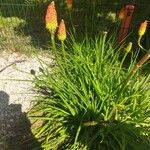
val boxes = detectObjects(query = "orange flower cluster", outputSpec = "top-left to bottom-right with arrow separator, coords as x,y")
58,19 -> 66,41
66,0 -> 73,10
45,1 -> 58,33
45,1 -> 67,41
138,20 -> 148,37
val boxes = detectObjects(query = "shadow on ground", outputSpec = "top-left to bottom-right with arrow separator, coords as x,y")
0,91 -> 42,150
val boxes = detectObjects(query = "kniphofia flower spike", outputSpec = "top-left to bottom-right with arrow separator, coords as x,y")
45,1 -> 58,33
138,20 -> 148,37
58,19 -> 67,41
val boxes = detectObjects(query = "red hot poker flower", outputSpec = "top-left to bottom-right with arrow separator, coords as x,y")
45,1 -> 58,33
57,19 -> 66,41
138,20 -> 148,37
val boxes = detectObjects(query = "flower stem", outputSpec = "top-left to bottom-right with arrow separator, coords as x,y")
138,36 -> 147,52
61,41 -> 66,60
118,52 -> 128,74
51,33 -> 57,57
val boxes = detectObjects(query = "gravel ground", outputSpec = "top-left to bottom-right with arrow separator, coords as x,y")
0,52 -> 52,149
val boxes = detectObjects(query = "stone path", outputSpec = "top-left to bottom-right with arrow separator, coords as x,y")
0,52 -> 52,149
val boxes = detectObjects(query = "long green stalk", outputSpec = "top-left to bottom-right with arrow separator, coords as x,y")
51,33 -> 57,54
118,52 -> 128,75
61,41 -> 66,60
138,37 -> 147,52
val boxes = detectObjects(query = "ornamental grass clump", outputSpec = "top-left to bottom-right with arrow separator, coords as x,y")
30,33 -> 150,149
30,2 -> 150,150
45,1 -> 58,51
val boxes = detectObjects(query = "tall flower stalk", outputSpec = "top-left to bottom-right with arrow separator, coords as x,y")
45,1 -> 58,52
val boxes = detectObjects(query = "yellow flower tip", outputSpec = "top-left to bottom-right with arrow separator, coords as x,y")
119,7 -> 126,20
58,19 -> 67,41
125,42 -> 132,53
45,1 -> 58,33
138,20 -> 148,37
66,0 -> 73,10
